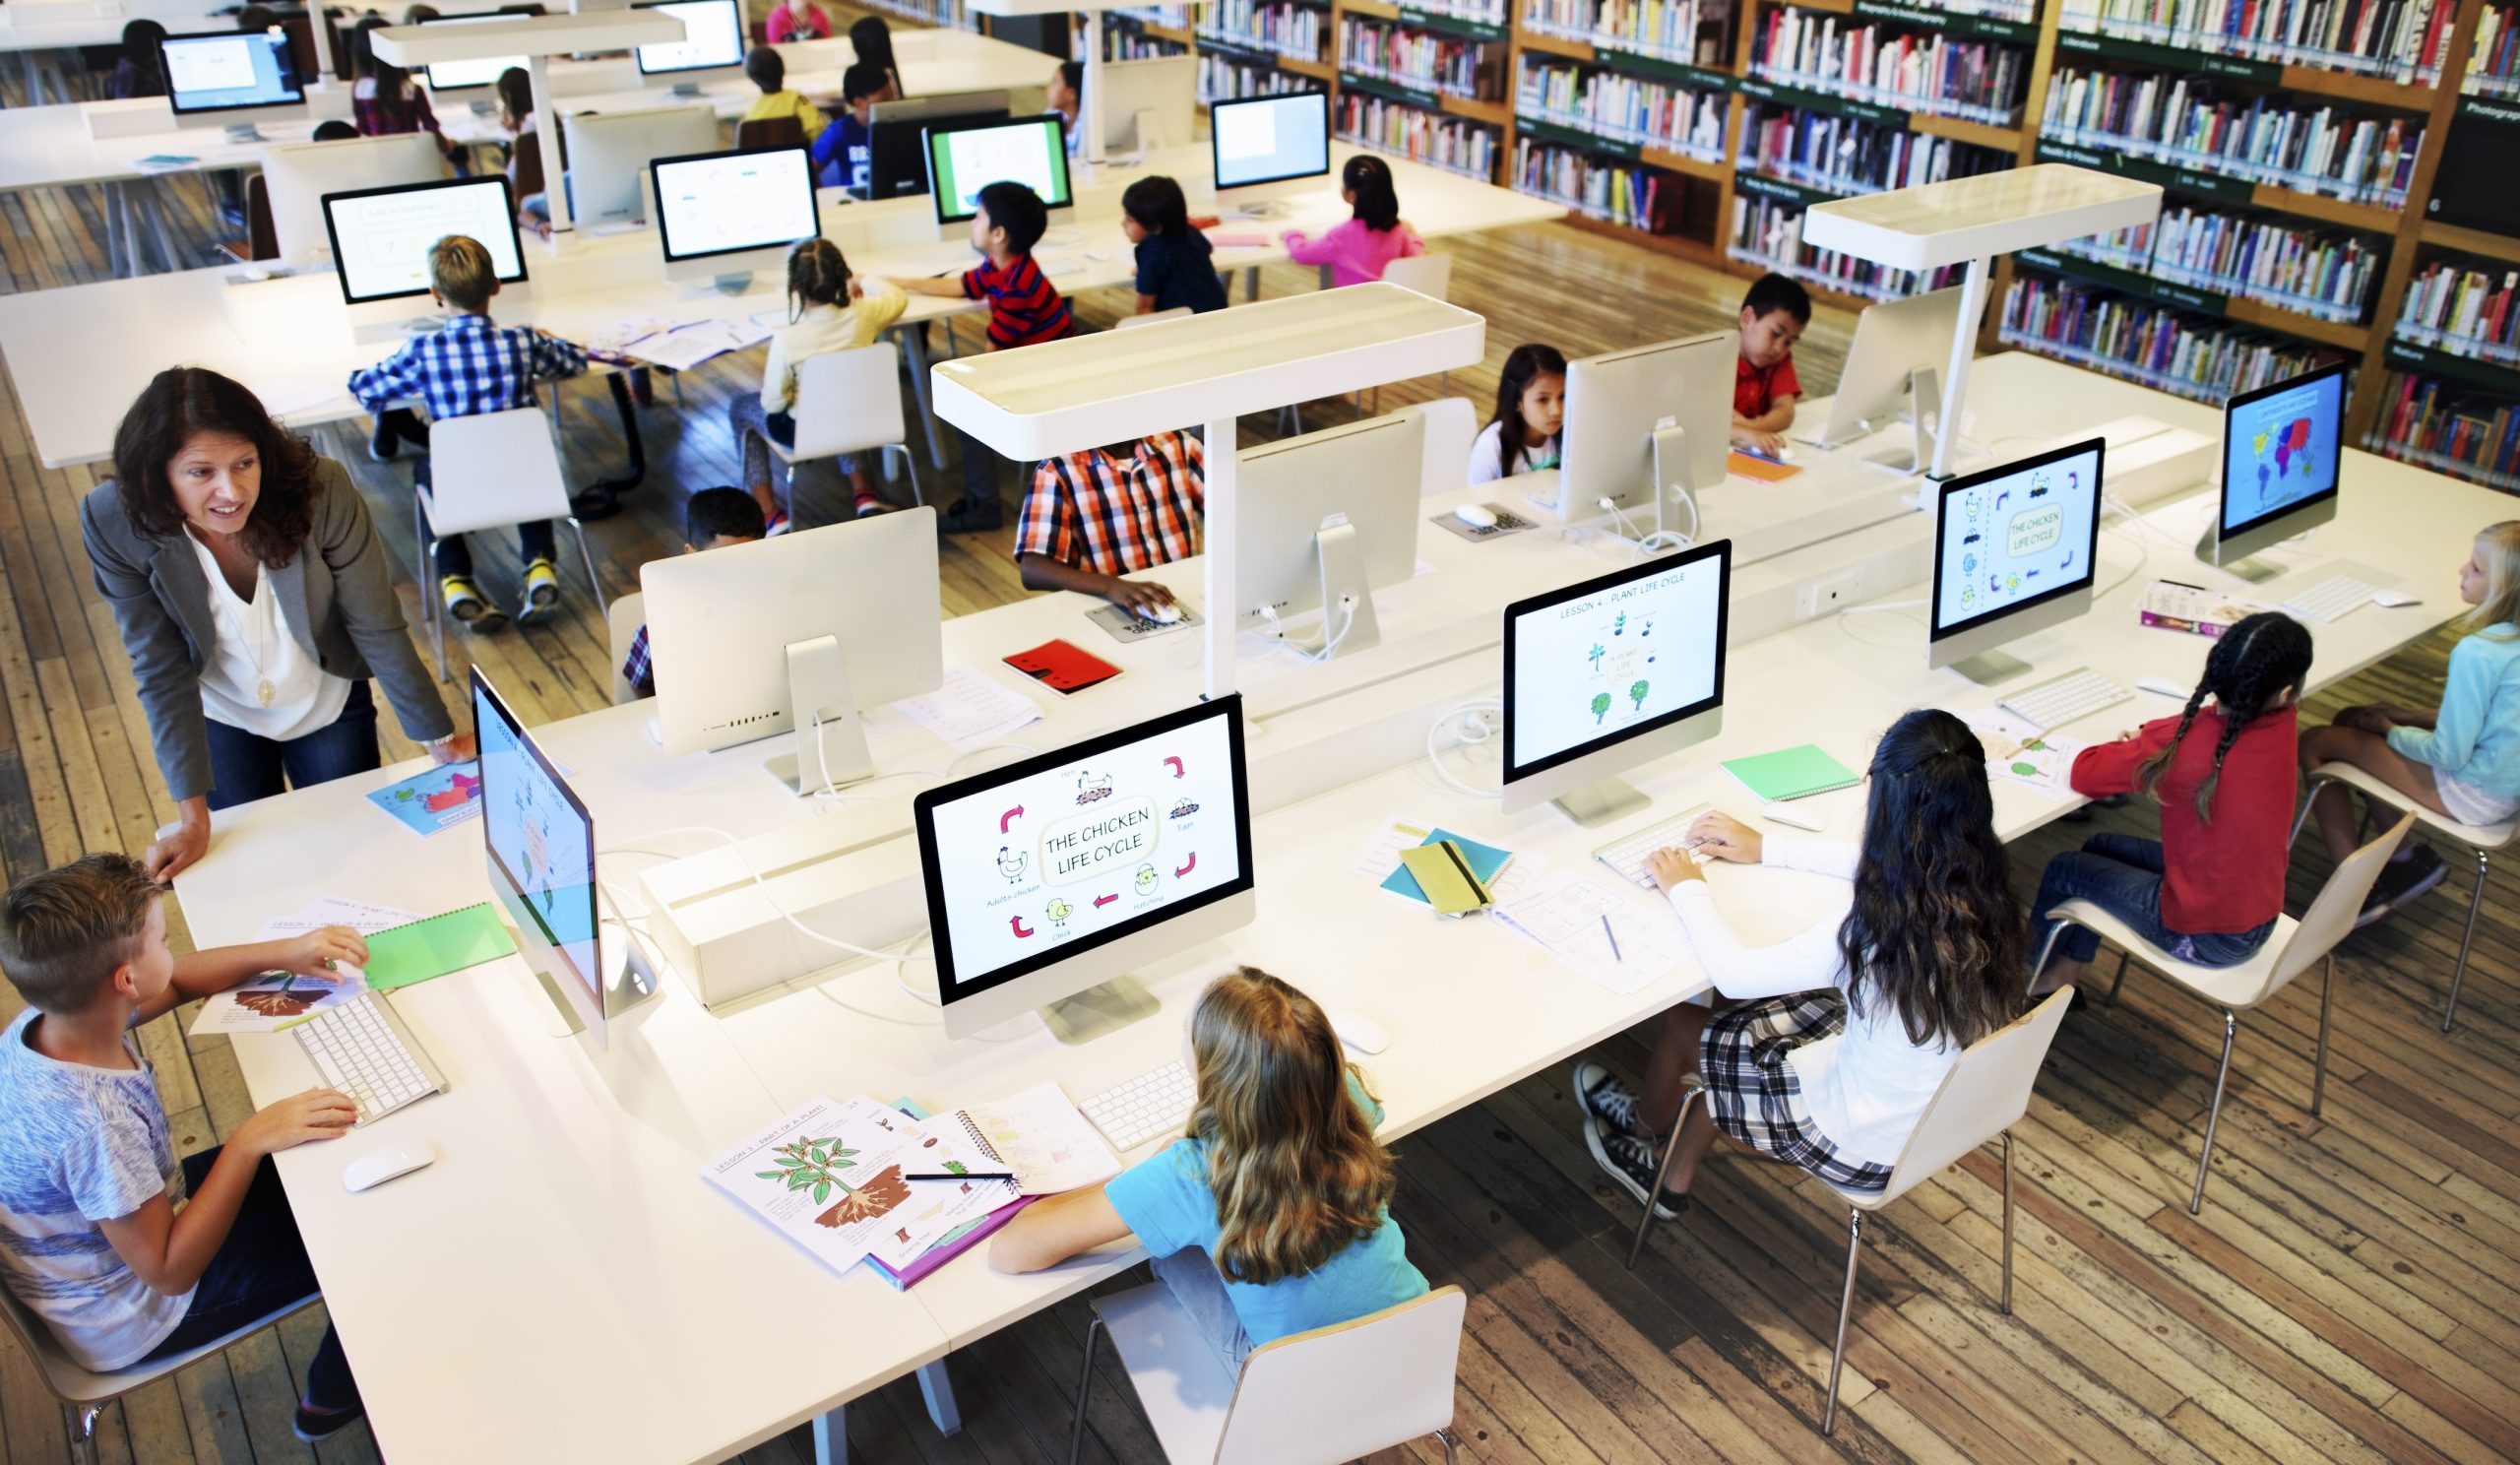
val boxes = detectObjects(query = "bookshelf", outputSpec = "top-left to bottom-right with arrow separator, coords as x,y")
1028,0 -> 2520,491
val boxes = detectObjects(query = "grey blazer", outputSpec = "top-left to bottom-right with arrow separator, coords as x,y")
82,457 -> 455,804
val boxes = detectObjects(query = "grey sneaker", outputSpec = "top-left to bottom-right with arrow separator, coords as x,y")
1573,1059 -> 1644,1137
1584,1114 -> 1689,1222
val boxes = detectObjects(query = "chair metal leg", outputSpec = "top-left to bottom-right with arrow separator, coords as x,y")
2106,948 -> 2131,1006
65,1404 -> 100,1465
2190,1009 -> 2237,1215
2444,849 -> 2488,1033
566,518 -> 603,601
1625,1074 -> 1705,1269
415,494 -> 447,682
2031,920 -> 2073,984
2289,775 -> 2336,846
2312,954 -> 2335,1117
890,444 -> 925,506
2000,1130 -> 2015,1315
1068,1316 -> 1103,1465
1435,1427 -> 1460,1464
1821,1209 -> 1862,1436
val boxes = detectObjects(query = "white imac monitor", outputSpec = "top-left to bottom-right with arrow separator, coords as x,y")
633,0 -> 744,93
2204,361 -> 2346,579
1805,285 -> 1968,469
641,509 -> 944,790
650,144 -> 820,287
914,697 -> 1255,1044
261,133 -> 445,263
1210,89 -> 1330,210
419,14 -> 526,92
158,30 -> 306,138
1928,437 -> 2107,684
472,669 -> 654,1048
923,113 -> 1072,231
564,102 -> 720,226
1099,54 -> 1197,152
1501,540 -> 1732,825
1231,413 -> 1423,659
1550,332 -> 1733,541
322,175 -> 529,332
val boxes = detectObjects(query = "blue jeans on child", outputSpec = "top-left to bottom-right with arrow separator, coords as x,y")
204,681 -> 381,811
143,1148 -> 357,1410
2031,832 -> 2277,971
1150,1246 -> 1254,1375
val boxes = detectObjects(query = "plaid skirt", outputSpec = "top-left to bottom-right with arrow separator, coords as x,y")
1698,991 -> 1895,1193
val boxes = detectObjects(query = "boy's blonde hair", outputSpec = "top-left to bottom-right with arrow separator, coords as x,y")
0,854 -> 159,1014
2466,521 -> 2520,640
428,233 -> 497,312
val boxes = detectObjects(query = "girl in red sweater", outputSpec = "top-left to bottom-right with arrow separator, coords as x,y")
2029,612 -> 2314,992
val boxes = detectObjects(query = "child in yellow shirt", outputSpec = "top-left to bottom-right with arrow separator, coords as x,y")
740,48 -> 825,143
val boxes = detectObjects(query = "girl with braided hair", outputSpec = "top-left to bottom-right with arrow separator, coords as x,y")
726,237 -> 907,531
2028,610 -> 2313,994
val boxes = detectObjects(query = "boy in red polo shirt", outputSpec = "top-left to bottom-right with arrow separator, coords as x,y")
1732,273 -> 1809,459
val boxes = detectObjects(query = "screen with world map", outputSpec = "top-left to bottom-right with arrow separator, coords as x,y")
2222,363 -> 2345,539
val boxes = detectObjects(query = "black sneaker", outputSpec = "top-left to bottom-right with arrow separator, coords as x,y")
1584,1114 -> 1689,1222
292,1397 -> 365,1444
1572,1060 -> 1644,1138
937,496 -> 1003,534
2358,846 -> 2447,927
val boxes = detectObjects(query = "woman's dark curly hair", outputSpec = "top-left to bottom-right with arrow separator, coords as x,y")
110,367 -> 321,568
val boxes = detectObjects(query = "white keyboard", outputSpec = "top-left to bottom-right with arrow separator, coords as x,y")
1080,1060 -> 1197,1153
1998,668 -> 2132,732
1593,802 -> 1714,890
292,995 -> 446,1127
2282,572 -> 2380,624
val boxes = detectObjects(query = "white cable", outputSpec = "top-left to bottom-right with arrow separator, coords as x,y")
1425,699 -> 1504,798
1598,495 -> 1690,555
1256,596 -> 1357,664
1839,598 -> 1926,616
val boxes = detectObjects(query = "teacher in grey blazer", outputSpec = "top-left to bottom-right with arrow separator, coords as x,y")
84,367 -> 472,881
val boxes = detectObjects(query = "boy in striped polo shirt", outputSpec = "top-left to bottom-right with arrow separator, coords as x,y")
893,180 -> 1078,533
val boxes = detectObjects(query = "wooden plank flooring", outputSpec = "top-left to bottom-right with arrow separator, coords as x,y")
2,70 -> 2517,1465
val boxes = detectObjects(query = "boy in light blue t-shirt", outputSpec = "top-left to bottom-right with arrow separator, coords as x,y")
987,968 -> 1427,1369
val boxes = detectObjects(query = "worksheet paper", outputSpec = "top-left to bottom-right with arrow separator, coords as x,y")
188,897 -> 418,1035
890,665 -> 1043,751
1493,869 -> 1687,996
700,1095 -> 1019,1277
621,317 -> 773,371
1957,706 -> 2088,800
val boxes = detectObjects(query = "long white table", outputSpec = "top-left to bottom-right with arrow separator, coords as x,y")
165,349 -> 2515,1461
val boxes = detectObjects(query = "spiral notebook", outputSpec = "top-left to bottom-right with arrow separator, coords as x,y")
941,1082 -> 1124,1195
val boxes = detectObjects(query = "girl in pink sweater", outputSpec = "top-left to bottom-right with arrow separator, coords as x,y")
1283,156 -> 1425,287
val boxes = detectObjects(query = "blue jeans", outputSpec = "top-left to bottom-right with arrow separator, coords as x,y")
2031,832 -> 2277,971
144,1148 -> 357,1410
203,681 -> 380,811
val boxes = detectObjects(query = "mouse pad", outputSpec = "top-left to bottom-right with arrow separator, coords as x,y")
1428,504 -> 1541,542
1085,602 -> 1204,645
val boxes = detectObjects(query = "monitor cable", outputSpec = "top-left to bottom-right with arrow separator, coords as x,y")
1425,699 -> 1504,799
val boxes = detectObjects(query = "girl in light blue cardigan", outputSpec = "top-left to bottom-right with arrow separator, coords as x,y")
2300,521 -> 2520,921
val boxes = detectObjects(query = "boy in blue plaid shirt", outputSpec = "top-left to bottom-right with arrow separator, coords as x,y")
346,234 -> 588,632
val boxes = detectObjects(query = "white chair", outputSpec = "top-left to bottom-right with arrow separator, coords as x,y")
606,590 -> 645,706
1395,397 -> 1480,498
2041,810 -> 2413,1216
1374,254 -> 1457,404
1069,1282 -> 1467,1465
1116,306 -> 1195,329
2294,760 -> 2516,1031
1623,989 -> 2075,1435
410,405 -> 604,681
769,344 -> 924,524
0,1276 -> 322,1465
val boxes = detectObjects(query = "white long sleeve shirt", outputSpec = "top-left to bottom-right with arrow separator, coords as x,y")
1662,834 -> 1962,1168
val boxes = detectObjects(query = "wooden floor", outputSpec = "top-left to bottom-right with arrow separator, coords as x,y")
4,99 -> 2520,1465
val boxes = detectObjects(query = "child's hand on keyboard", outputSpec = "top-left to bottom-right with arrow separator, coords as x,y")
278,925 -> 367,979
238,1088 -> 359,1156
1687,811 -> 1763,865
1645,846 -> 1704,891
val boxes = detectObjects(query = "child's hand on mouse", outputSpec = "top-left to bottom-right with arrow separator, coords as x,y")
1687,811 -> 1763,864
1646,846 -> 1704,891
1103,578 -> 1175,616
1731,426 -> 1786,457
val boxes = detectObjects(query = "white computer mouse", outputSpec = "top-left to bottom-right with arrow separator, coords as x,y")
645,716 -> 663,746
343,1142 -> 436,1194
1760,802 -> 1826,832
2373,590 -> 2420,608
1775,445 -> 1796,463
2135,676 -> 2189,699
1137,602 -> 1184,625
1329,1009 -> 1390,1054
1454,502 -> 1499,530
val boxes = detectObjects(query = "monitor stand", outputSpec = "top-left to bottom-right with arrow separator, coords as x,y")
1552,776 -> 1652,828
507,886 -> 661,1044
1947,649 -> 2034,686
707,271 -> 755,294
669,82 -> 703,98
1291,522 -> 1382,657
224,122 -> 267,143
762,634 -> 874,796
1039,975 -> 1161,1046
2195,525 -> 2286,583
1609,421 -> 1696,552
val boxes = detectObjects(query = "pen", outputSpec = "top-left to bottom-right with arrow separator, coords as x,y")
905,1172 -> 1017,1182
1601,914 -> 1622,962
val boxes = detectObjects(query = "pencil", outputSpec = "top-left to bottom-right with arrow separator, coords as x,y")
1602,914 -> 1622,962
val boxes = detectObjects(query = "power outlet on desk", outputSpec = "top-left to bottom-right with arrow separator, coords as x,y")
1797,570 -> 1864,621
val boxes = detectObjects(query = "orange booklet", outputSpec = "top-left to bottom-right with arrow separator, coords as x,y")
1728,450 -> 1801,481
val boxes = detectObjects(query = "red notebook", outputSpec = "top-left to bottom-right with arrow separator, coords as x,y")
1005,638 -> 1121,694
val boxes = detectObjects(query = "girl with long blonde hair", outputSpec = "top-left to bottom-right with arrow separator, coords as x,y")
989,968 -> 1428,1369
2300,521 -> 2520,922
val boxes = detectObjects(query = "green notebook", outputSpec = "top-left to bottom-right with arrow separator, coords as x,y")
361,903 -> 516,992
1721,744 -> 1860,802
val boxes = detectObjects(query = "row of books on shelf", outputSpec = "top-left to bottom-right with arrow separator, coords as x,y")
1413,0 -> 1512,20
1197,0 -> 1326,60
2056,0 -> 2454,82
1736,102 -> 2011,196
2040,69 -> 2423,206
1095,26 -> 1189,59
1999,274 -> 2343,404
1511,139 -> 1678,228
857,0 -> 970,28
1111,4 -> 1195,27
2057,202 -> 2382,320
1197,53 -> 1313,100
1515,55 -> 1727,157
1519,0 -> 1719,64
2466,2 -> 2520,96
1339,18 -> 1498,96
2395,257 -> 2520,368
1339,94 -> 1502,178
1749,10 -> 2028,125
2370,372 -> 2520,488
1729,194 -> 1965,300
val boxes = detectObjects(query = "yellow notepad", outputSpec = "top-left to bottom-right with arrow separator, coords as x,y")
1397,841 -> 1493,917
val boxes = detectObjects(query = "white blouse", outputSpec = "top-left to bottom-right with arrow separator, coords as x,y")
188,535 -> 349,741
1468,419 -> 1561,484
